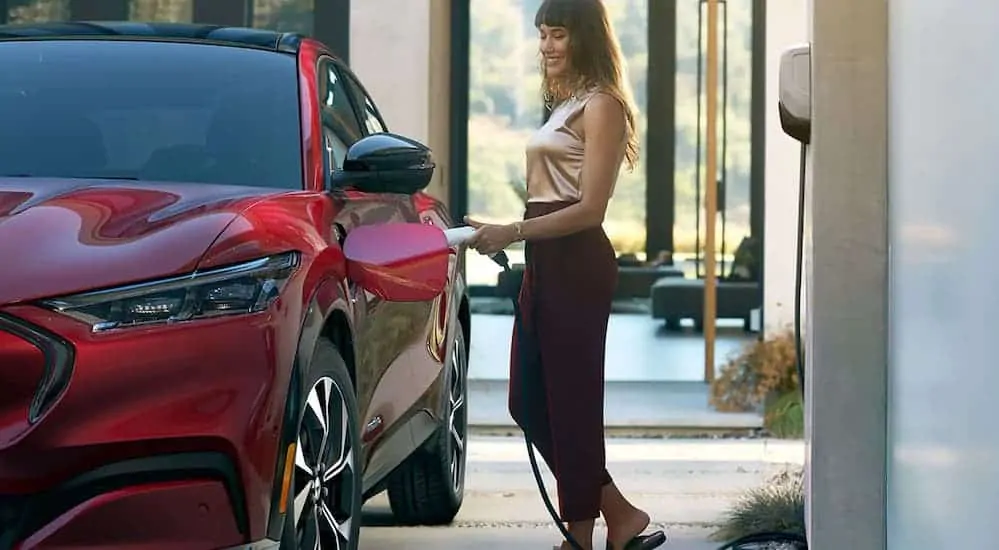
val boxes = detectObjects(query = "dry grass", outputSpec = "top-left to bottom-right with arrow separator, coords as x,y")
710,330 -> 800,413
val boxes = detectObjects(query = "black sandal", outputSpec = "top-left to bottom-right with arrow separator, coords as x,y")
606,530 -> 668,550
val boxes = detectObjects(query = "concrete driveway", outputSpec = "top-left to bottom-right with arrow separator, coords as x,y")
360,436 -> 804,549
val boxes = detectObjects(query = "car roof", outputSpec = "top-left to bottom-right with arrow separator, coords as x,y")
0,21 -> 303,53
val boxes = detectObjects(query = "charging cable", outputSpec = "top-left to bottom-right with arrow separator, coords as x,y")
488,248 -> 587,550
793,142 -> 806,394
712,142 -> 809,550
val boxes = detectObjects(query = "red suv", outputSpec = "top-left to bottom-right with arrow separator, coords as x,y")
0,22 -> 471,550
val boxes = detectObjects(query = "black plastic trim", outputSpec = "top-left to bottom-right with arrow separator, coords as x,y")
0,21 -> 302,53
0,313 -> 74,424
277,32 -> 302,54
0,452 -> 247,549
264,286 -> 329,541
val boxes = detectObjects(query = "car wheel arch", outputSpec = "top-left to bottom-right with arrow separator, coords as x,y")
264,281 -> 356,542
457,296 -> 471,357
321,309 -> 357,390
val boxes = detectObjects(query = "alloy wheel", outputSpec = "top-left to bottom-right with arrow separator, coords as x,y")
447,331 -> 468,495
294,376 -> 355,550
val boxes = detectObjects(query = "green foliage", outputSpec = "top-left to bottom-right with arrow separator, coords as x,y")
765,390 -> 804,439
468,0 -> 756,253
711,469 -> 806,543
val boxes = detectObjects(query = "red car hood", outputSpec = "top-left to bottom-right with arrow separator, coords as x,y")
0,178 -> 285,307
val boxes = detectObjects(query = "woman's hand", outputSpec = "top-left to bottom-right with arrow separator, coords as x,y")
465,216 -> 518,256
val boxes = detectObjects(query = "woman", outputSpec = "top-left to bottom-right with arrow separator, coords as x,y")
466,1 -> 666,549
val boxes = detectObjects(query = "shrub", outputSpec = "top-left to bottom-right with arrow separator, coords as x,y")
711,468 -> 806,543
764,390 -> 804,439
710,330 -> 801,413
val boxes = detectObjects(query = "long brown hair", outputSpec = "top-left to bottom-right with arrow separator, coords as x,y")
536,0 -> 640,171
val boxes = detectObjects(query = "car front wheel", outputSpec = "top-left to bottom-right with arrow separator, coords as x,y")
281,339 -> 362,550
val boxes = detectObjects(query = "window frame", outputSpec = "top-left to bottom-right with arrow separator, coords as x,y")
315,54 -> 365,176
340,68 -> 389,135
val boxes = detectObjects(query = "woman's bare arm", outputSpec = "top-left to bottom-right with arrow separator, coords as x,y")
517,93 -> 626,240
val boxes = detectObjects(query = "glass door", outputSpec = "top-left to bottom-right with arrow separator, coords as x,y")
674,0 -> 755,280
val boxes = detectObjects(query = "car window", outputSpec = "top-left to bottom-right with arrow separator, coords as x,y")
343,73 -> 388,135
317,57 -> 364,170
0,40 -> 303,189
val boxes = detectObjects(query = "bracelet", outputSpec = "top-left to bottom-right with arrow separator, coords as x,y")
513,221 -> 524,241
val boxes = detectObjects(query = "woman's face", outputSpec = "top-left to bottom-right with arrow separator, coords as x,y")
539,24 -> 571,78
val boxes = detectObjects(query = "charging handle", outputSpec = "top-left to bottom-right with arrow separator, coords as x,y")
778,44 -> 812,145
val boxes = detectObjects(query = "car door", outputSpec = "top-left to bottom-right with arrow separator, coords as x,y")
318,57 -> 444,455
338,66 -> 459,357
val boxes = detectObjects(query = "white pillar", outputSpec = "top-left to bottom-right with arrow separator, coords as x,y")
762,0 -> 808,336
349,0 -> 451,203
807,0 -> 888,548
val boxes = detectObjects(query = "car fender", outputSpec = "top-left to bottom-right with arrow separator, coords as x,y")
262,271 -> 353,541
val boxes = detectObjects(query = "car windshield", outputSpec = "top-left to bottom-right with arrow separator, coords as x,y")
0,39 -> 303,189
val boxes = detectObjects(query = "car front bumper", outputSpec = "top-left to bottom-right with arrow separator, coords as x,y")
0,302 -> 300,548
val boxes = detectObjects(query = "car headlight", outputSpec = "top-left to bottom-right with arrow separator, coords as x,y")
40,252 -> 300,332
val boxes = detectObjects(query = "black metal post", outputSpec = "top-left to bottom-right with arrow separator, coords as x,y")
645,0 -> 677,264
192,0 -> 250,26
720,0 -> 729,278
448,0 -> 470,226
315,0 -> 350,63
695,0 -> 703,277
70,0 -> 128,20
750,0 -> 767,334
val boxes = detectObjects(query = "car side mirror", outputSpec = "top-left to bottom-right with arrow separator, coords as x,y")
331,133 -> 435,194
341,222 -> 449,302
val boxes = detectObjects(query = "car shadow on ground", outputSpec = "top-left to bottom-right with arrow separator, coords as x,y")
361,502 -> 401,527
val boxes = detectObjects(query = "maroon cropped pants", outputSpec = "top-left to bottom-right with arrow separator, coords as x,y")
508,200 -> 618,522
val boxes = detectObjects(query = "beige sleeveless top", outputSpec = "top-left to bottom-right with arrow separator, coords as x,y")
524,90 -> 622,203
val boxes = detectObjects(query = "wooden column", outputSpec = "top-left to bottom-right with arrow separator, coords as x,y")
703,0 -> 719,382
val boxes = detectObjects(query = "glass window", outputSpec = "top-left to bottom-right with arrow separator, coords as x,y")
317,57 -> 364,170
465,0 -> 648,286
343,74 -> 387,135
674,0 -> 754,276
253,0 -> 313,35
0,40 -> 303,189
129,0 -> 192,22
7,0 -> 69,22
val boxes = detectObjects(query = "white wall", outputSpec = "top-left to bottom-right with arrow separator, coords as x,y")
349,0 -> 451,202
763,0 -> 809,335
886,1 -> 999,548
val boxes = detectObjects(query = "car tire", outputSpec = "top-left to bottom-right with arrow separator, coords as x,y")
386,323 -> 468,526
280,338 -> 362,550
